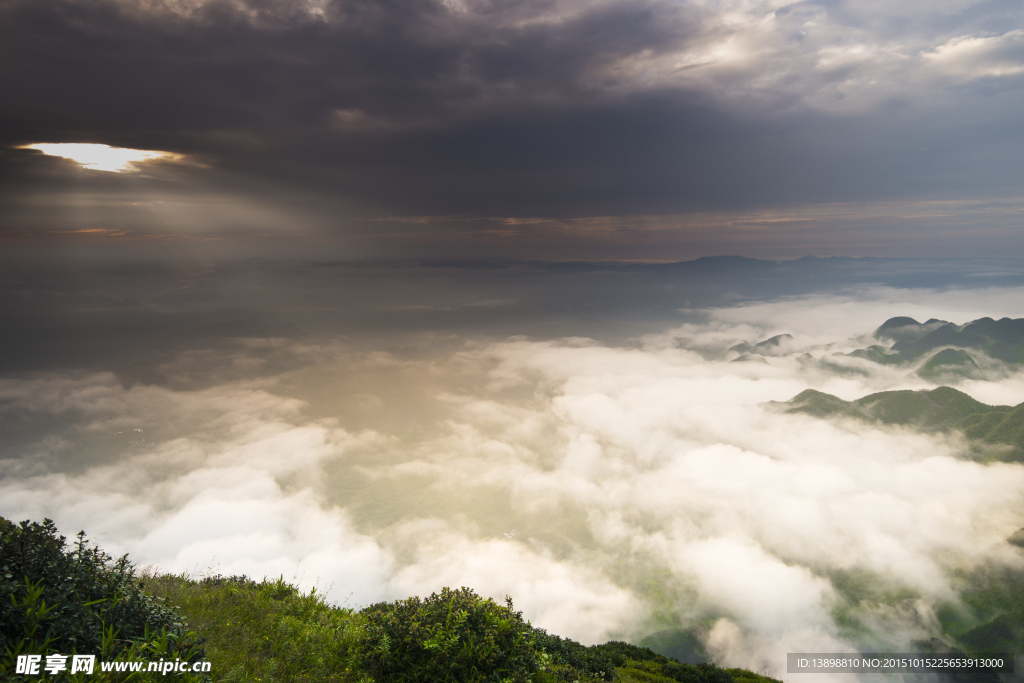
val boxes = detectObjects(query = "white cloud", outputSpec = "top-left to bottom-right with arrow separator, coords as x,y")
924,29 -> 1024,79
388,521 -> 643,643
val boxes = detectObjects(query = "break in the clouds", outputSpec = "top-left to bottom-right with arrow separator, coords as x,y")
3,283 -> 1024,679
17,144 -> 184,173
1,0 -> 1022,257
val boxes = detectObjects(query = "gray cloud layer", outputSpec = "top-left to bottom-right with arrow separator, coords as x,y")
1,0 -> 1022,256
4,256 -> 1024,374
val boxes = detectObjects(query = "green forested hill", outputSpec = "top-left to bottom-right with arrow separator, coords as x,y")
770,386 -> 1024,461
958,610 -> 1024,654
873,317 -> 1024,363
837,316 -> 1024,379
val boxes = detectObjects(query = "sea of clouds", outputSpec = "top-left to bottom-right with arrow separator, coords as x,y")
3,284 -> 1024,680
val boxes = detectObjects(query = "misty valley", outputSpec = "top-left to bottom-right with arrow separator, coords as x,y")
3,269 -> 1024,682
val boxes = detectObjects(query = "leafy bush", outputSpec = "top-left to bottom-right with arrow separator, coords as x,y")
532,629 -> 614,681
0,517 -> 206,677
354,587 -> 543,683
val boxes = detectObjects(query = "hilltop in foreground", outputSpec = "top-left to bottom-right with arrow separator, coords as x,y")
1,518 -> 781,683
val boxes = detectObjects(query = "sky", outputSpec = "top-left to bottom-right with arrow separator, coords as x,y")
1,0 -> 1023,259
3,0 -> 1024,678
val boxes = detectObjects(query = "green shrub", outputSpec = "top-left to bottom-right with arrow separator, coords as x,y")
531,629 -> 614,681
354,587 -> 544,683
0,517 -> 206,678
590,640 -> 666,667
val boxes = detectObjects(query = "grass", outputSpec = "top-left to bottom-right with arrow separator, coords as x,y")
724,670 -> 784,683
141,574 -> 366,683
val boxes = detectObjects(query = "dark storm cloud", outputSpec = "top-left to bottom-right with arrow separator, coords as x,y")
0,0 -> 707,159
1,0 -> 1022,225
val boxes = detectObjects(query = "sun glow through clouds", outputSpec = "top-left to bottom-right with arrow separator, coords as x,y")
20,143 -> 181,172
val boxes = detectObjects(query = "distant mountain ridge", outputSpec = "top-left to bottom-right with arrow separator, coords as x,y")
862,316 -> 1024,365
728,316 -> 1024,374
810,315 -> 1024,383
